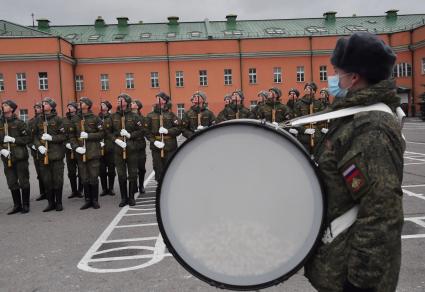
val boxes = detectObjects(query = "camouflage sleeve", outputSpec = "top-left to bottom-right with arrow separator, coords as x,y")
128,114 -> 144,140
69,119 -> 80,150
144,114 -> 155,143
181,112 -> 193,139
51,117 -> 67,144
86,116 -> 104,141
167,113 -> 182,137
209,110 -> 216,126
216,109 -> 227,123
338,127 -> 404,288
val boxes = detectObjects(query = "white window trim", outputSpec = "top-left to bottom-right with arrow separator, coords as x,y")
151,72 -> 159,88
249,68 -> 257,84
0,73 -> 4,91
125,73 -> 135,89
176,71 -> 184,87
100,74 -> 109,91
224,69 -> 233,85
199,70 -> 208,86
16,73 -> 26,91
75,75 -> 84,92
296,66 -> 305,82
273,67 -> 282,83
38,72 -> 48,91
319,65 -> 327,82
177,103 -> 185,119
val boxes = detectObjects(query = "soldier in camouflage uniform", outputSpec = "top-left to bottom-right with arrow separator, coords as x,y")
250,90 -> 268,119
319,88 -> 330,108
33,97 -> 66,212
99,101 -> 116,197
286,88 -> 300,111
145,92 -> 181,182
63,101 -> 83,199
130,99 -> 147,194
255,87 -> 292,125
181,91 -> 216,139
304,32 -> 404,292
71,97 -> 104,210
28,102 -> 46,201
290,82 -> 326,153
109,93 -> 145,207
1,100 -> 31,214
216,90 -> 253,122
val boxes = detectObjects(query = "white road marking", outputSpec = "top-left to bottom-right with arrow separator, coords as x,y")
402,184 -> 425,188
77,171 -> 171,273
403,217 -> 425,239
406,141 -> 425,145
403,189 -> 425,201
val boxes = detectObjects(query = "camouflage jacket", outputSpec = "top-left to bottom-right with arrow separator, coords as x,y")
70,111 -> 104,161
255,101 -> 293,122
181,105 -> 216,138
32,111 -> 67,161
216,104 -> 253,123
0,114 -> 30,163
63,112 -> 80,159
305,80 -> 405,292
286,97 -> 299,111
27,113 -> 41,158
145,104 -> 181,152
132,111 -> 147,151
109,108 -> 145,157
99,111 -> 114,154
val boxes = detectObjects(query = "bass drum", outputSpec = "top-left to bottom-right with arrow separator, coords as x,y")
156,119 -> 325,290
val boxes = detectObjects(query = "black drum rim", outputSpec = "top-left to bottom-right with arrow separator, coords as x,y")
156,119 -> 327,291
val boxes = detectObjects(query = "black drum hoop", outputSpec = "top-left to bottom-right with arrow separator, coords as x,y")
156,119 -> 327,291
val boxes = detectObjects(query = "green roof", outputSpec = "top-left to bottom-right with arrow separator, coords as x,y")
0,20 -> 51,37
2,13 -> 425,43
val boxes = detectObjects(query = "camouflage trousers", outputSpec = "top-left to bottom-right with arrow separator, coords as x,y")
3,159 -> 30,191
77,158 -> 100,185
39,159 -> 64,191
151,149 -> 176,182
99,150 -> 115,179
66,152 -> 78,181
114,153 -> 138,182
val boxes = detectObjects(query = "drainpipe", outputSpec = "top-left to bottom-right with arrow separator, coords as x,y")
166,41 -> 172,98
71,44 -> 77,102
309,36 -> 313,82
409,30 -> 416,117
238,39 -> 243,90
57,37 -> 64,116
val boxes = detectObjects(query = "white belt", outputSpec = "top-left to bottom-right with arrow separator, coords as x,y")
322,205 -> 359,244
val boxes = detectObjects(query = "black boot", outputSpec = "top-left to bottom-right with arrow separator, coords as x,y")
128,181 -> 136,206
91,182 -> 100,209
21,188 -> 30,213
138,173 -> 145,194
80,184 -> 92,210
35,180 -> 46,201
43,190 -> 56,212
108,174 -> 116,196
100,175 -> 108,196
118,178 -> 128,207
68,176 -> 82,198
7,189 -> 22,215
55,188 -> 63,211
78,176 -> 83,193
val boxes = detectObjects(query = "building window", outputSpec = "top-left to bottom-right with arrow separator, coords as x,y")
100,74 -> 109,91
250,100 -> 258,110
125,73 -> 135,89
249,68 -> 257,84
224,69 -> 232,85
176,71 -> 184,87
19,109 -> 28,122
392,63 -> 412,78
38,72 -> 48,90
319,65 -> 327,81
75,75 -> 84,91
0,73 -> 4,91
151,72 -> 159,88
273,67 -> 282,83
422,58 -> 425,74
177,103 -> 185,119
199,70 -> 208,86
16,73 -> 26,91
296,66 -> 305,82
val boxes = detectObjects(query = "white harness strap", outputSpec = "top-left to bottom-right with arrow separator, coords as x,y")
285,102 -> 405,128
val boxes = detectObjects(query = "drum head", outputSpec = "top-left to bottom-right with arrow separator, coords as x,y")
157,120 -> 324,290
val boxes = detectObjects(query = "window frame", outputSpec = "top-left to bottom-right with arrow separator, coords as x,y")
75,75 -> 84,92
176,71 -> 184,87
296,66 -> 305,82
16,73 -> 27,91
125,73 -> 135,89
199,70 -> 208,86
38,72 -> 48,91
150,72 -> 159,88
273,67 -> 282,83
177,103 -> 185,119
249,68 -> 257,85
319,65 -> 328,81
100,74 -> 110,91
224,69 -> 233,85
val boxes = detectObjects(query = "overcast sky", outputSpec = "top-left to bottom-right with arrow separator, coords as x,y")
1,0 -> 425,26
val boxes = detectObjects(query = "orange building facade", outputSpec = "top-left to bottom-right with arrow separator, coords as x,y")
1,11 -> 425,120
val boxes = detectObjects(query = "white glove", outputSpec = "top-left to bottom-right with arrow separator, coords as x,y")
0,149 -> 10,157
272,122 -> 279,127
31,145 -> 36,151
304,128 -> 315,135
75,147 -> 86,155
289,128 -> 298,135
154,141 -> 165,149
4,135 -> 15,143
115,139 -> 127,149
41,133 -> 53,141
80,131 -> 88,139
159,127 -> 168,135
38,146 -> 47,155
321,128 -> 329,134
196,125 -> 204,131
65,143 -> 72,150
100,141 -> 105,147
120,129 -> 131,139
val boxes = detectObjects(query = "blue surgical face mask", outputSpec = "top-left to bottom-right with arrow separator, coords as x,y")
328,75 -> 348,98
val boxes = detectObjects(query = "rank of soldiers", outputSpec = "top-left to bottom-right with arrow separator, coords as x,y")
1,83 -> 329,214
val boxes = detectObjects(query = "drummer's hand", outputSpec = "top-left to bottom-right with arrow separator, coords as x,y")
304,128 -> 315,135
289,128 -> 298,135
343,280 -> 375,292
321,128 -> 329,134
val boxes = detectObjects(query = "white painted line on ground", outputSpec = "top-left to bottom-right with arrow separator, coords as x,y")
405,217 -> 425,228
127,208 -> 155,212
402,184 -> 425,188
402,234 -> 425,239
115,223 -> 158,228
405,151 -> 425,156
406,141 -> 425,145
123,212 -> 156,216
403,189 -> 425,201
104,237 -> 158,243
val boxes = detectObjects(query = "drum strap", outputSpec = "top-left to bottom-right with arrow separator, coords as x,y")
322,205 -> 359,244
284,103 -> 405,127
